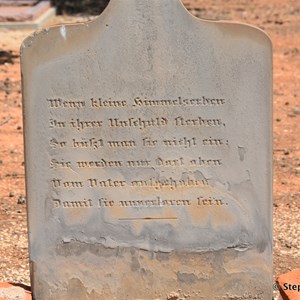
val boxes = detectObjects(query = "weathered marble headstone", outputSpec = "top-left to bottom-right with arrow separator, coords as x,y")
21,0 -> 273,299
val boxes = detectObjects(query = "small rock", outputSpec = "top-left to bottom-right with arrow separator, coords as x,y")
275,20 -> 284,25
292,107 -> 300,115
283,149 -> 290,155
167,292 -> 179,300
17,196 -> 26,205
8,192 -> 14,198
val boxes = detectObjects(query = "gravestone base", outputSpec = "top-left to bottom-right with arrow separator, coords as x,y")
32,247 -> 271,300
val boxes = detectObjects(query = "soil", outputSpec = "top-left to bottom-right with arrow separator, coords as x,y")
0,0 -> 299,297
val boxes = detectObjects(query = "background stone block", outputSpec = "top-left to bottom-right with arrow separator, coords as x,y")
21,0 -> 273,298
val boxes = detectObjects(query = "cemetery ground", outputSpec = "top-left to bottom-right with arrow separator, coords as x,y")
0,0 -> 299,297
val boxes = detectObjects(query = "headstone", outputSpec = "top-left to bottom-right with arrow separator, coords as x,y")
21,0 -> 273,299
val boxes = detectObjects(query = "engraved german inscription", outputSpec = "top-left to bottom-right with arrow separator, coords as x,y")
77,159 -> 122,168
132,96 -> 226,107
53,198 -> 93,208
69,118 -> 103,130
49,138 -> 67,148
87,178 -> 126,188
108,117 -> 168,129
50,159 -> 71,169
46,95 -> 231,218
72,138 -> 104,149
90,98 -> 127,108
47,98 -> 85,109
119,198 -> 192,207
49,118 -> 66,128
174,116 -> 224,127
162,137 -> 196,148
51,178 -> 84,188
107,140 -> 136,148
197,196 -> 226,206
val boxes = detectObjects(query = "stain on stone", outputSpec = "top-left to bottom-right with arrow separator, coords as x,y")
56,240 -> 117,257
177,272 -> 198,284
131,256 -> 140,271
156,251 -> 171,262
141,267 -> 153,278
51,278 -> 102,300
238,146 -> 246,161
